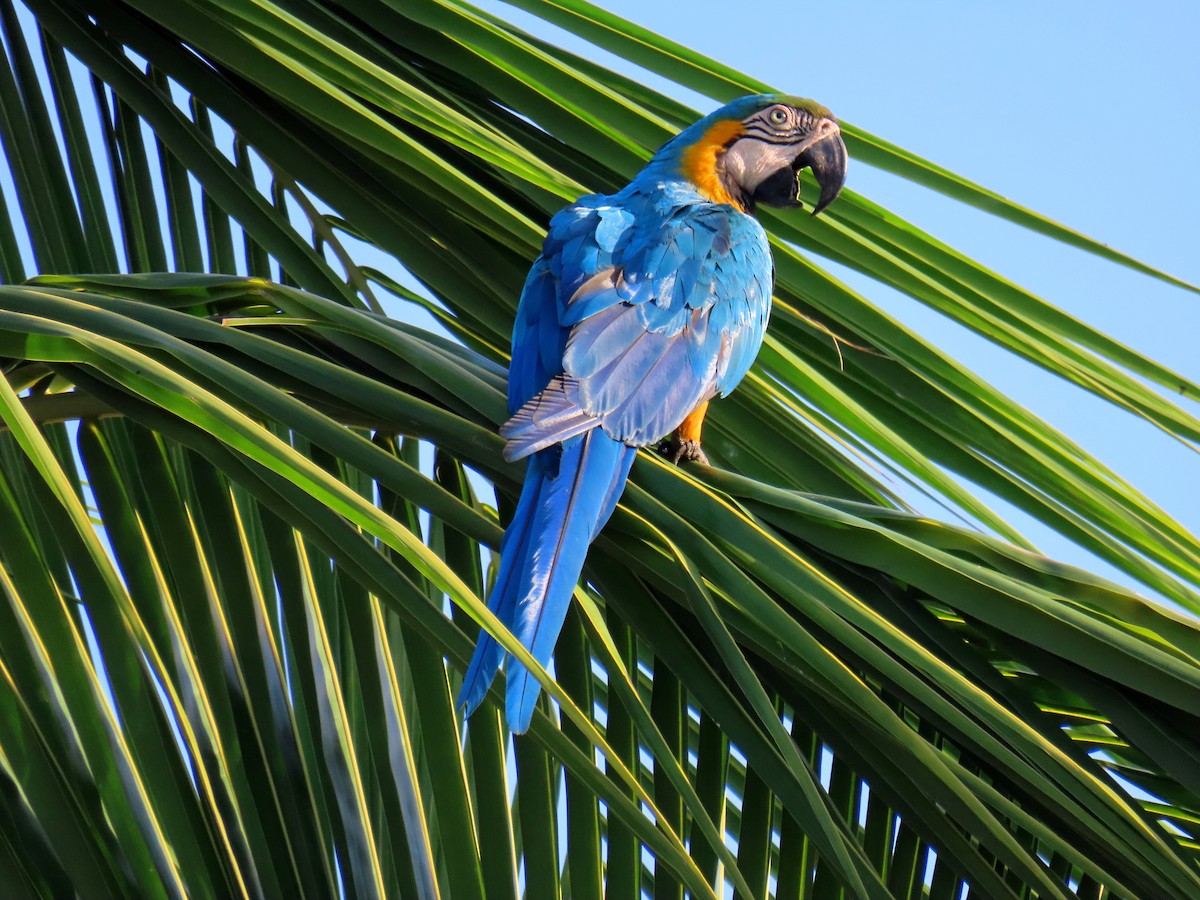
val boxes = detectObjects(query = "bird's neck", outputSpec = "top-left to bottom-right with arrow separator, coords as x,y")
644,120 -> 752,213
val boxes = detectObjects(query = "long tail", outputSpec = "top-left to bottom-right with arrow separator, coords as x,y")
457,429 -> 636,732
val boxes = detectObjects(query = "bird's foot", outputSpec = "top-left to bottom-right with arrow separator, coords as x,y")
657,435 -> 709,466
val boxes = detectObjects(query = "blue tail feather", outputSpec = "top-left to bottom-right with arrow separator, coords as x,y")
457,462 -> 547,717
456,429 -> 636,732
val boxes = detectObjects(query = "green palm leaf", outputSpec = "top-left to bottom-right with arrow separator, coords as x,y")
0,1 -> 1196,897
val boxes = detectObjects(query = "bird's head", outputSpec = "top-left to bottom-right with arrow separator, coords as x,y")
655,94 -> 848,215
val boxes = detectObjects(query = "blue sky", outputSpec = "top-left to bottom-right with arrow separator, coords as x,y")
483,0 -> 1200,598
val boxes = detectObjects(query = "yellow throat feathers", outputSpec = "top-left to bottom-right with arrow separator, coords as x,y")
680,119 -> 746,209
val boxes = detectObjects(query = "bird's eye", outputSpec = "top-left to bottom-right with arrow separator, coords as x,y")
768,107 -> 789,126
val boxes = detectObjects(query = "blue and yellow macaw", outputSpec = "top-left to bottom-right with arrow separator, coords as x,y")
459,94 -> 848,732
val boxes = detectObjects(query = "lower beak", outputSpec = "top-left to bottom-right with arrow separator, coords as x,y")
795,131 -> 848,216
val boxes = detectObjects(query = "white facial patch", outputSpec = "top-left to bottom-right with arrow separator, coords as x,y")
723,139 -> 798,194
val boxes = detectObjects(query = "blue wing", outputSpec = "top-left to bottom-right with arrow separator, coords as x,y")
502,187 -> 773,460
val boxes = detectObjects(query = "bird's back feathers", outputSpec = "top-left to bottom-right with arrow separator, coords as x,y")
508,185 -> 772,456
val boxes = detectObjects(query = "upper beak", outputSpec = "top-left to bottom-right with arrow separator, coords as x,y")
794,120 -> 848,216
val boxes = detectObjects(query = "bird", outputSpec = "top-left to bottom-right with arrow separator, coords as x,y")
458,94 -> 848,733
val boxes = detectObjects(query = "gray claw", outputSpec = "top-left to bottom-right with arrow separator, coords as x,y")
658,436 -> 709,466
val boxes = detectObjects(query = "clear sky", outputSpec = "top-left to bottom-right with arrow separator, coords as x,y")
482,0 -> 1200,598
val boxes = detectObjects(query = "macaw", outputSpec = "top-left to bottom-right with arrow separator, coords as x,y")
458,94 -> 848,733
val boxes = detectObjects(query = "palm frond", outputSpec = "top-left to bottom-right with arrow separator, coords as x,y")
0,0 -> 1196,897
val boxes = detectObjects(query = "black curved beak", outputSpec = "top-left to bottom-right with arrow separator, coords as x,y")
795,129 -> 848,216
